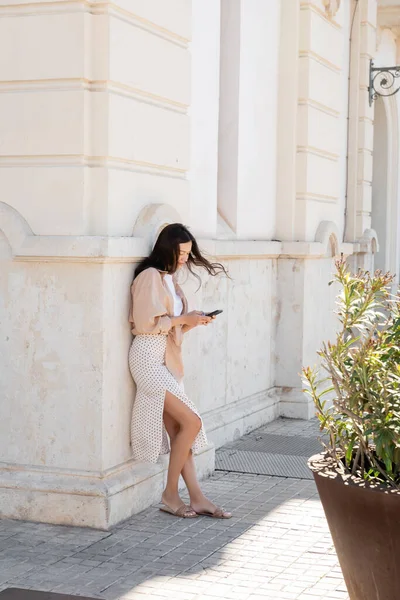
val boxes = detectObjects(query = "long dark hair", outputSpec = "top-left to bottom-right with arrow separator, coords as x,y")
134,223 -> 228,281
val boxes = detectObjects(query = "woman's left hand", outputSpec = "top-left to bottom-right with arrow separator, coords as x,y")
200,312 -> 216,326
185,311 -> 212,327
182,311 -> 215,333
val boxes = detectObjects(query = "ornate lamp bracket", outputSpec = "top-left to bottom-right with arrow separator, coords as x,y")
369,60 -> 400,106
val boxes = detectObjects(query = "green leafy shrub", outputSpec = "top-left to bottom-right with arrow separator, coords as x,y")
303,258 -> 400,489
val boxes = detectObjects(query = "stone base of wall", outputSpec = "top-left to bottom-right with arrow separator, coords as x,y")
204,388 -> 281,450
278,387 -> 316,420
204,386 -> 315,447
0,444 -> 215,530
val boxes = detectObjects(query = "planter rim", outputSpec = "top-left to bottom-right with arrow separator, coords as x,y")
308,452 -> 400,496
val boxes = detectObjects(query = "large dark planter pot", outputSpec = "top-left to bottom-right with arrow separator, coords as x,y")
309,453 -> 400,600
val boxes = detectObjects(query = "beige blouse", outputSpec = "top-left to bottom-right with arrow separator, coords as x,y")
129,267 -> 188,382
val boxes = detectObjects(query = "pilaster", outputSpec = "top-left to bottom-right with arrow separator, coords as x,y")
217,0 -> 281,239
345,0 -> 377,242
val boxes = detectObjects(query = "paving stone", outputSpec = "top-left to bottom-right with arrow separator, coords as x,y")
0,418 -> 349,600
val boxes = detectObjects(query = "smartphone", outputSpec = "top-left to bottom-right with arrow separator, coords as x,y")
205,309 -> 223,317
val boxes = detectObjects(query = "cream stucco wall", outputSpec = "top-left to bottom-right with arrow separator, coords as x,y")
1,0 -> 398,528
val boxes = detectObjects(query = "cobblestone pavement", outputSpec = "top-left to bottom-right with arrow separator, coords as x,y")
0,419 -> 349,600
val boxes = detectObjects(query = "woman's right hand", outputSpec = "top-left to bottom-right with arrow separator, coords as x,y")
184,311 -> 212,327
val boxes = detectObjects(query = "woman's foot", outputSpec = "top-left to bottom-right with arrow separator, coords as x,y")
190,495 -> 232,519
161,491 -> 197,518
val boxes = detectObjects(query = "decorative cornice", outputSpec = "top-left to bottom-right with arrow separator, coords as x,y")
0,204 -> 356,262
378,6 -> 400,32
13,238 -> 358,263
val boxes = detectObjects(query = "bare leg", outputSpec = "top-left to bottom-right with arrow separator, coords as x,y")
163,411 -> 220,514
162,390 -> 201,513
181,454 -> 219,513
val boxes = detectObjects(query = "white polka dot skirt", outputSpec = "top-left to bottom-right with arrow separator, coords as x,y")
129,334 -> 208,463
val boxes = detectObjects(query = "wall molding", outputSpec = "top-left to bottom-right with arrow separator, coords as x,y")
11,239 -> 358,263
361,20 -> 376,31
0,79 -> 188,114
296,192 -> 338,203
300,2 -> 342,31
358,148 -> 373,156
359,116 -> 374,125
0,445 -> 214,529
107,3 -> 189,47
359,52 -> 374,61
0,155 -> 187,179
0,0 -> 190,48
0,203 -> 357,263
299,50 -> 342,74
297,145 -> 339,162
298,97 -> 340,118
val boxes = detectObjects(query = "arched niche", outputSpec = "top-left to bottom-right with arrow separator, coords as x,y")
0,230 -> 12,260
0,202 -> 33,257
132,203 -> 183,252
315,221 -> 341,257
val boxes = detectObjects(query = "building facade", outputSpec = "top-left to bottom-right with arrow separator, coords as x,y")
0,0 -> 399,528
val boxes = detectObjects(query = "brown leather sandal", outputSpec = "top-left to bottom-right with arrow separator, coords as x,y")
194,506 -> 232,519
160,503 -> 198,518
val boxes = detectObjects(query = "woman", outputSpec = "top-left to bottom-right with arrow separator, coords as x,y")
129,223 -> 231,519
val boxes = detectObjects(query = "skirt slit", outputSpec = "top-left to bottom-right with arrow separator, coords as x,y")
129,334 -> 208,464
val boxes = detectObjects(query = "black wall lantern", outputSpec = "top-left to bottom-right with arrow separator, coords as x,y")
369,60 -> 400,106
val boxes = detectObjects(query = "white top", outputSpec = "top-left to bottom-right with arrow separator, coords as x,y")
164,274 -> 183,317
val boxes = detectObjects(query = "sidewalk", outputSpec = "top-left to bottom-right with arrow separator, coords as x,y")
0,419 -> 348,600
